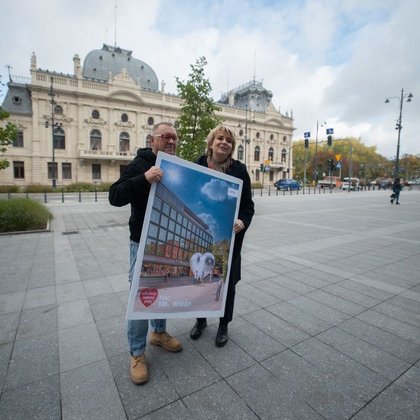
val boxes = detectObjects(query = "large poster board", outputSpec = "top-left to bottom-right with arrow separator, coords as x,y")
126,152 -> 243,320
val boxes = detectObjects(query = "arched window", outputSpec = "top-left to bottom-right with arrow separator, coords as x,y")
254,146 -> 260,162
281,149 -> 287,162
53,128 -> 65,149
268,147 -> 274,161
237,145 -> 244,161
90,129 -> 102,150
119,132 -> 130,153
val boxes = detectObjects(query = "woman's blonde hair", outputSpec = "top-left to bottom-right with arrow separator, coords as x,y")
206,124 -> 237,159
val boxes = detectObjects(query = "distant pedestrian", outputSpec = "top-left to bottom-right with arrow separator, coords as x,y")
390,178 -> 402,205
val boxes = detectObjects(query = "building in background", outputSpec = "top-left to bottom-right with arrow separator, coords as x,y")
1,44 -> 294,187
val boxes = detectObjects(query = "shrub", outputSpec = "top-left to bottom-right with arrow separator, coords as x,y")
96,182 -> 112,192
251,182 -> 263,189
0,185 -> 20,193
64,182 -> 92,192
63,182 -> 112,192
24,185 -> 53,193
0,198 -> 53,232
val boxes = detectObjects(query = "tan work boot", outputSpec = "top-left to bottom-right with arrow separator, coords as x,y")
149,331 -> 183,352
130,354 -> 148,385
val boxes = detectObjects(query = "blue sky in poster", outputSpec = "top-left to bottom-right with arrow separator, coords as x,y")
160,159 -> 239,242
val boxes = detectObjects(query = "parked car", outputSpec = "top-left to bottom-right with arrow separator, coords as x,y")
274,179 -> 301,191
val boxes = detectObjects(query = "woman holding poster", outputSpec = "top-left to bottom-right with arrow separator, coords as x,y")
190,124 -> 255,346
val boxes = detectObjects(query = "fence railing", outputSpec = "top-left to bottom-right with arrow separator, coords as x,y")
1,184 -> 417,203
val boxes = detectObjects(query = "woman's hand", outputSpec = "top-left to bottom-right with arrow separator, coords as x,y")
233,219 -> 245,233
145,166 -> 163,184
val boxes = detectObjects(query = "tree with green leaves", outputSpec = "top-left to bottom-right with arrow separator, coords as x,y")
0,108 -> 17,170
176,57 -> 222,162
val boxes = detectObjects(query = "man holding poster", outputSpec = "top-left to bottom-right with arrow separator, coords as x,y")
109,122 -> 182,385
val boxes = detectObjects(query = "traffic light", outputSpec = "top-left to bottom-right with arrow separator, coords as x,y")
327,158 -> 334,171
304,138 -> 309,149
327,135 -> 332,146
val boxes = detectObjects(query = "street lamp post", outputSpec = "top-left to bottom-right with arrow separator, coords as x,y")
313,120 -> 326,184
243,107 -> 250,168
238,106 -> 251,169
385,88 -> 413,179
45,77 -> 62,188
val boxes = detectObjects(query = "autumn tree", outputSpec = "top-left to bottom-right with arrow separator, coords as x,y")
0,108 -> 17,170
176,57 -> 221,162
293,137 -> 393,183
397,154 -> 420,180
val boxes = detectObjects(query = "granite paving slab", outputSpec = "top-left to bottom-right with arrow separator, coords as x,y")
1,190 -> 419,419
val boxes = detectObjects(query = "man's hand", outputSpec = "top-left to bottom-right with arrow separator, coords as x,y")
145,166 -> 163,184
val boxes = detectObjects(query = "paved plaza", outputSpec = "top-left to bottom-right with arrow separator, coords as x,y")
0,189 -> 419,419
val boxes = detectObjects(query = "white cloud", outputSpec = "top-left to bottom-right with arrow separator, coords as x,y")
201,179 -> 228,202
1,0 -> 419,157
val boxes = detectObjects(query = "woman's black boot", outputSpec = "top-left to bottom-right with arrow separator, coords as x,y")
190,318 -> 207,340
215,324 -> 228,347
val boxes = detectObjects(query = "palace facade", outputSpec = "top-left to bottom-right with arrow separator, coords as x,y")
1,44 -> 294,187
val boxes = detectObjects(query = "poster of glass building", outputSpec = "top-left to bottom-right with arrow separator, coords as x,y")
126,152 -> 242,320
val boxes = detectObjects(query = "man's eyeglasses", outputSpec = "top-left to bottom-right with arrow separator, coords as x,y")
154,134 -> 178,143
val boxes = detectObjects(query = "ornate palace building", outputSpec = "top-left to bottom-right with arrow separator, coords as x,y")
1,44 -> 294,187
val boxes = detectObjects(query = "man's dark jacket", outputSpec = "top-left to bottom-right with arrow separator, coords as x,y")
108,148 -> 156,243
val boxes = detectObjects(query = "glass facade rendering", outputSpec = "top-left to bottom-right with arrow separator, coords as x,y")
142,183 -> 213,278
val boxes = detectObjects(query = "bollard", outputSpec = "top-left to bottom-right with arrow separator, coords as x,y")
44,192 -> 47,203
95,188 -> 98,202
62,187 -> 64,203
268,186 -> 271,197
79,190 -> 81,202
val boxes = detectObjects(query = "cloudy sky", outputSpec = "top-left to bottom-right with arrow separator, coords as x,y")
1,0 -> 418,158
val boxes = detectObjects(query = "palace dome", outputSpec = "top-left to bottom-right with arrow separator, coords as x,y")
82,44 -> 158,91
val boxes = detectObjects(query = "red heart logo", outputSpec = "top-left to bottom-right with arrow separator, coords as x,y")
139,288 -> 158,307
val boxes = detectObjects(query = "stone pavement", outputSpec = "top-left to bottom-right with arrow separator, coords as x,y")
0,189 -> 419,419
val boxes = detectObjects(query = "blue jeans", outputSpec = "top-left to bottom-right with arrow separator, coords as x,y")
127,240 -> 166,356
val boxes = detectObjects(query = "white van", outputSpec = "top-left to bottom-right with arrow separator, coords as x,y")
342,177 -> 360,190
